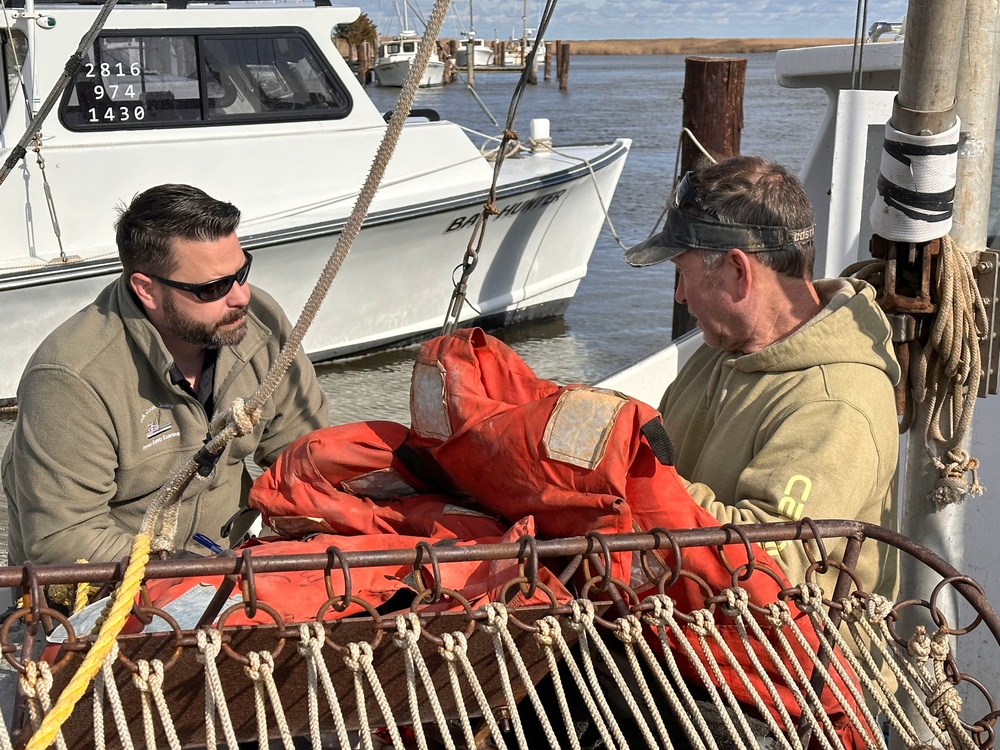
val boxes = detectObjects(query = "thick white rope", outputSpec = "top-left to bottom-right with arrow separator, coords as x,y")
534,617 -> 584,750
439,632 -> 480,749
642,595 -> 737,750
762,601 -> 872,750
568,601 -> 660,749
297,622 -> 353,750
246,651 -> 295,750
195,629 -> 239,749
392,614 -> 453,750
482,603 -> 561,750
722,589 -> 832,750
20,661 -> 67,750
94,643 -> 135,750
442,631 -> 509,749
475,606 -> 530,750
839,597 -> 940,743
344,642 -> 406,750
132,660 -> 180,750
690,610 -> 797,750
564,602 -> 632,750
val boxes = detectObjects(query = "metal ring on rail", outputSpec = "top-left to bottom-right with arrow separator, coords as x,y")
796,559 -> 865,611
711,561 -> 789,615
953,674 -> 996,737
130,585 -> 154,627
640,527 -> 683,590
118,605 -> 185,672
718,523 -> 756,581
516,535 -> 540,600
800,517 -> 830,575
972,707 -> 999,749
584,531 -> 614,592
408,587 -> 476,646
240,548 -> 258,620
497,576 -> 560,633
217,600 -> 286,664
323,545 -> 353,613
883,596 -> 932,648
579,575 -> 640,631
928,575 -> 986,635
318,596 -> 384,653
413,540 -> 443,603
1,606 -> 77,674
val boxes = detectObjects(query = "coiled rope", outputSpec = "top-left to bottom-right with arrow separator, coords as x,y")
845,235 -> 987,506
22,0 -> 455,744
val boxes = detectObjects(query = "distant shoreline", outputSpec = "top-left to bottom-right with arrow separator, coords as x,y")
440,38 -> 854,55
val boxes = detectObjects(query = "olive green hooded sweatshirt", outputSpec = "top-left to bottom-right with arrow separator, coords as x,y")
3,277 -> 328,565
660,277 -> 900,600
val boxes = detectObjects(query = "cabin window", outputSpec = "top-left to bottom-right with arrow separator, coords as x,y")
1,30 -> 28,120
59,29 -> 351,130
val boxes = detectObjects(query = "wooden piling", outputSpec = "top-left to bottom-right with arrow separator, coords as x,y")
465,38 -> 475,85
544,41 -> 555,81
358,42 -> 372,87
671,56 -> 747,340
558,42 -> 570,89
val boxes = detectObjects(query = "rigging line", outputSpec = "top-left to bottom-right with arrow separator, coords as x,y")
850,0 -> 864,90
0,0 -> 121,189
856,0 -> 870,90
440,0 -> 558,333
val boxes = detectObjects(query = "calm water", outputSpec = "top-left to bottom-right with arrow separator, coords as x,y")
320,53 -> 826,424
0,53 -> 827,558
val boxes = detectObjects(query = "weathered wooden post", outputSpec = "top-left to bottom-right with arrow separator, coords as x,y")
671,56 -> 747,339
465,38 -> 475,85
358,42 -> 372,87
558,42 -> 570,90
527,48 -> 538,84
544,41 -> 555,81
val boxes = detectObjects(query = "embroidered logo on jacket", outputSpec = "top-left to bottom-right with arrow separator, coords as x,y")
140,404 -> 181,451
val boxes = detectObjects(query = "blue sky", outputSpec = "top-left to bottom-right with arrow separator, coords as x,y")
347,0 -> 910,41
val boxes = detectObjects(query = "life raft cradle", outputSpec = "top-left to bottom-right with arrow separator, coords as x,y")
0,519 -> 996,750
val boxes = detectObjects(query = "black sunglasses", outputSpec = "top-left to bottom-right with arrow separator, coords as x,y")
152,251 -> 253,302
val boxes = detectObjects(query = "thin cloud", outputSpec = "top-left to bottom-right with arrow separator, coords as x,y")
351,0 -> 909,40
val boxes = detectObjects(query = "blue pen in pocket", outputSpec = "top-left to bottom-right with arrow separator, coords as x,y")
192,533 -> 224,555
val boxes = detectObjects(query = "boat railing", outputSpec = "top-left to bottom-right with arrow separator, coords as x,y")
0,519 -> 996,749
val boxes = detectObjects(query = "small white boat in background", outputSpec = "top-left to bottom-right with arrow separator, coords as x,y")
0,1 -> 630,400
453,33 -> 494,68
373,30 -> 446,87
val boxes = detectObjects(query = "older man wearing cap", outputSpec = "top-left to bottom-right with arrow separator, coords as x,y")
626,155 -> 900,600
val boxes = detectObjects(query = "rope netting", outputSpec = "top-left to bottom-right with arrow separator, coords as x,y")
0,522 -> 996,750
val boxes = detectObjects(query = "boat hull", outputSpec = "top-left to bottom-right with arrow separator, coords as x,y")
0,141 -> 629,399
454,45 -> 495,68
374,59 -> 446,87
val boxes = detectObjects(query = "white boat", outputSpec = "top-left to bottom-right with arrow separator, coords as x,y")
0,2 -> 630,401
502,29 -> 544,71
453,33 -> 495,68
373,30 -> 446,87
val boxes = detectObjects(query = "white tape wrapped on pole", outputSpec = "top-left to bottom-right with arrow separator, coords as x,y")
870,117 -> 960,243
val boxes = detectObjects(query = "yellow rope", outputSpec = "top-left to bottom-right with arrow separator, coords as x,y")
24,534 -> 150,750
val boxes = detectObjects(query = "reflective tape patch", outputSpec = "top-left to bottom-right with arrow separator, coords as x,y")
410,358 -> 452,440
270,515 -> 336,538
543,387 -> 627,469
443,503 -> 496,519
342,468 -> 418,500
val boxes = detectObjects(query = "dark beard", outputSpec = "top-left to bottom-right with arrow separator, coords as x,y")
162,295 -> 249,349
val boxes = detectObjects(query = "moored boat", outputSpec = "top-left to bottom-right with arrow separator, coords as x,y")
0,0 -> 630,400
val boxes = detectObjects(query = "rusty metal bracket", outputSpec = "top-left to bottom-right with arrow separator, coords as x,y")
870,235 -> 941,315
975,249 -> 1000,396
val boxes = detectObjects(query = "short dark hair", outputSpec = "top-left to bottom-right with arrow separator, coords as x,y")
115,184 -> 241,278
689,156 -> 815,280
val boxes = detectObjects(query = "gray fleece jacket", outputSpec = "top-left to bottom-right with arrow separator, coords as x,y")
3,277 -> 328,565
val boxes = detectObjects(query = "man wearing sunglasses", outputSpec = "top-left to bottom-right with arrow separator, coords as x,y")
3,184 -> 328,566
625,155 -> 900,602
